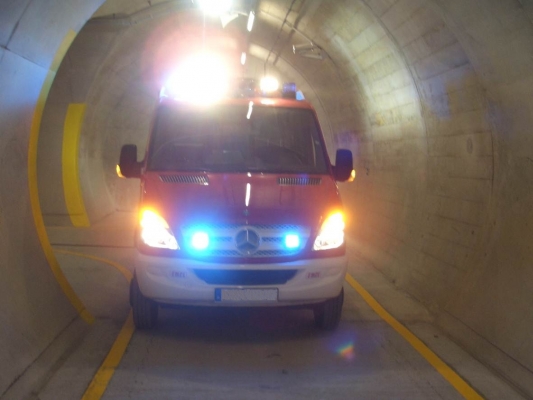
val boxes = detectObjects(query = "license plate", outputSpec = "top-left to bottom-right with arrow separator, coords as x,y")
215,288 -> 278,302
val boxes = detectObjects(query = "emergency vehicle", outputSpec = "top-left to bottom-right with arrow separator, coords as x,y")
119,76 -> 353,330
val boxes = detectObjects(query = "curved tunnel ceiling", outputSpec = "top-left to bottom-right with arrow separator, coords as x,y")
1,0 -> 533,396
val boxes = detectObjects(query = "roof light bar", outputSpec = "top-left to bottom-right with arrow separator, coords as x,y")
162,53 -> 230,104
260,76 -> 279,93
282,82 -> 297,99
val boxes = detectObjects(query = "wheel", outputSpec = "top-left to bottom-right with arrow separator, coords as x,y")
314,288 -> 344,330
130,276 -> 158,329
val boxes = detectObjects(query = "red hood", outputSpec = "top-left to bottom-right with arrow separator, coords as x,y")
141,172 -> 342,229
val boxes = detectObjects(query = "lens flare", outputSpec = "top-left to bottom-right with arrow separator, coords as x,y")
337,342 -> 355,361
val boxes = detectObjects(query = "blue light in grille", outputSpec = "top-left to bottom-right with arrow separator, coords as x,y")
284,234 -> 300,249
191,232 -> 209,250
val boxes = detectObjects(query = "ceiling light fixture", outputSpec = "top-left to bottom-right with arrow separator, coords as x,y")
293,42 -> 324,60
198,0 -> 232,16
247,11 -> 255,31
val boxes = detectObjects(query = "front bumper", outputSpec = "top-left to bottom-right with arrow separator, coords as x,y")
135,253 -> 347,307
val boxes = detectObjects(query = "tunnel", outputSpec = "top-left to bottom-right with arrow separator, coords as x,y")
1,0 -> 533,398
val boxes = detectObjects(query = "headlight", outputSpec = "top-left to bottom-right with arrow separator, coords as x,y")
313,212 -> 345,251
140,209 -> 179,250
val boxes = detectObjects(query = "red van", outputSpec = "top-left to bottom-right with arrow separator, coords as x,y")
119,80 -> 353,330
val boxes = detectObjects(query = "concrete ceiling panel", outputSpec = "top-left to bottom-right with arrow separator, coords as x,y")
0,0 -> 32,47
7,0 -> 104,69
93,0 -> 182,18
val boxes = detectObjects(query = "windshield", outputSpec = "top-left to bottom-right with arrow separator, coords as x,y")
147,103 -> 329,174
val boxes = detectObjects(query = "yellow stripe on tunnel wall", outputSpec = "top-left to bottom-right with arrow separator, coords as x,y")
28,29 -> 94,325
63,103 -> 91,227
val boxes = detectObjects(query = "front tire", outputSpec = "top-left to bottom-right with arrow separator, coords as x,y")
130,276 -> 158,329
314,288 -> 344,330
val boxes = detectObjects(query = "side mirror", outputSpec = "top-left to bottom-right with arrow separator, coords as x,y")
119,144 -> 142,178
333,149 -> 353,182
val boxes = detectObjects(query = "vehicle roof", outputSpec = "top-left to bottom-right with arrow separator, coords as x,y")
159,96 -> 316,111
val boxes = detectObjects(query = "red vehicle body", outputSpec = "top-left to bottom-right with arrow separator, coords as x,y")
119,91 -> 353,330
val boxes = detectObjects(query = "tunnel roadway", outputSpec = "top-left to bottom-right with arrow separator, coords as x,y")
4,213 -> 521,400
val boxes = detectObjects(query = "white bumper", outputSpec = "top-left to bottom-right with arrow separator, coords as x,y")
135,253 -> 347,307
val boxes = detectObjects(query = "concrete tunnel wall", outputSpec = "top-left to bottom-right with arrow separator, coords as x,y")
1,0 -> 533,396
0,0 -> 105,394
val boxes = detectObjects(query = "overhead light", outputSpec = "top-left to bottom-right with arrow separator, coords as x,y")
293,43 -> 315,52
241,52 -> 247,65
247,11 -> 255,31
293,42 -> 324,60
198,0 -> 232,16
246,101 -> 253,119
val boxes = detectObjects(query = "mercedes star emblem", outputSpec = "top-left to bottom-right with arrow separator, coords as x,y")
235,228 -> 260,255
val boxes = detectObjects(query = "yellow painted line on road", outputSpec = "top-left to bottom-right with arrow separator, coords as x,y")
345,273 -> 484,400
54,250 -> 135,400
28,29 -> 94,325
82,311 -> 134,400
63,103 -> 91,227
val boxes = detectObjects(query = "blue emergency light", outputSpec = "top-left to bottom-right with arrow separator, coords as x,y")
191,231 -> 210,250
284,234 -> 300,249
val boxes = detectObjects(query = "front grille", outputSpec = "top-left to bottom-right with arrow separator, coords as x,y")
261,237 -> 283,243
209,250 -> 240,257
252,224 -> 301,230
193,269 -> 298,285
278,177 -> 321,186
180,224 -> 311,259
206,249 -> 298,257
201,223 -> 301,231
255,250 -> 299,257
160,175 -> 209,185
